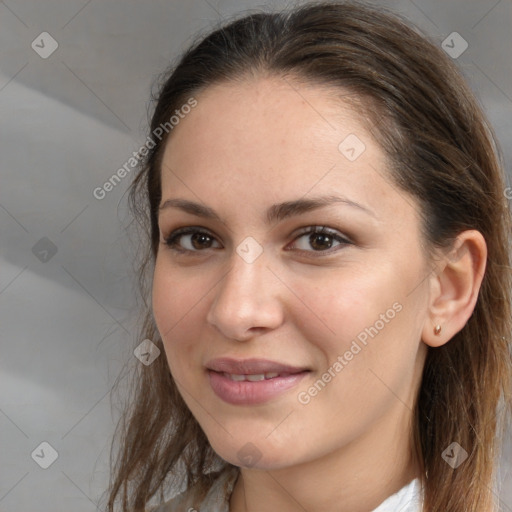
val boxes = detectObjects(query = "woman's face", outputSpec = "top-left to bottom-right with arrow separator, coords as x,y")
152,76 -> 430,470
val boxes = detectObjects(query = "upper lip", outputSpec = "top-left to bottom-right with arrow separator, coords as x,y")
206,358 -> 309,375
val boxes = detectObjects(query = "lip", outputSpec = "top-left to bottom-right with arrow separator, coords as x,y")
205,357 -> 309,375
207,370 -> 309,405
205,358 -> 311,405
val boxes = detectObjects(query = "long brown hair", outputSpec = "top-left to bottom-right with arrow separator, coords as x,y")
104,1 -> 512,510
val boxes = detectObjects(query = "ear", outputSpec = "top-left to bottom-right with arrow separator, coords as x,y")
422,230 -> 487,348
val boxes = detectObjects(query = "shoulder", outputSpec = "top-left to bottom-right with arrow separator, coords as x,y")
148,466 -> 240,512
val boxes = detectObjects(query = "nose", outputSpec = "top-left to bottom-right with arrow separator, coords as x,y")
206,250 -> 285,341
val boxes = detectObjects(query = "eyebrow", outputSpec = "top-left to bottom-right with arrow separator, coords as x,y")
158,195 -> 376,224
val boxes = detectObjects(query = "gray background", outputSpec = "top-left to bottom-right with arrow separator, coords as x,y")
0,0 -> 511,511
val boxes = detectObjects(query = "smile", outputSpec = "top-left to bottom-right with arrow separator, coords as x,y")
207,369 -> 310,405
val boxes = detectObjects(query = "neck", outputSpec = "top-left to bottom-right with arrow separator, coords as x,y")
229,402 -> 421,512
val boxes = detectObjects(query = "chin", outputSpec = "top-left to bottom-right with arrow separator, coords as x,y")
211,441 -> 299,471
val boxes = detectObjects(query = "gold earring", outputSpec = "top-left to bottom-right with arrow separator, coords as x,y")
434,325 -> 442,336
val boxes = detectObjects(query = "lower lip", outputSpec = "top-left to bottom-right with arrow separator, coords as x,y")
207,370 -> 309,405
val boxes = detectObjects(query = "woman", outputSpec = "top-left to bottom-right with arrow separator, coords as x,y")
105,1 -> 512,511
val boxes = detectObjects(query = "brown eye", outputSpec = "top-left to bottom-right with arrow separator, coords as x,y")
163,228 -> 220,253
290,226 -> 352,254
162,225 -> 352,256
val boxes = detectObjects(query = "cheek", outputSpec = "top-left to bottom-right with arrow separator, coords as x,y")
290,262 -> 420,392
291,266 -> 394,349
321,267 -> 423,395
152,263 -> 176,338
152,262 -> 203,370
289,271 -> 417,424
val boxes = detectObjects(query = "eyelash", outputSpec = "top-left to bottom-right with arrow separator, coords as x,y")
162,226 -> 352,257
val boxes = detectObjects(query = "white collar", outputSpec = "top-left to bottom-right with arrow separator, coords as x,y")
371,478 -> 423,512
155,468 -> 423,511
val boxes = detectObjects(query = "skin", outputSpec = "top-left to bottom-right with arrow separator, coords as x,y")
152,75 -> 487,512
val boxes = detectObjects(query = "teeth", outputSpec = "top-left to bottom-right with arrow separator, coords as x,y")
223,372 -> 281,381
228,373 -> 248,381
247,374 -> 266,382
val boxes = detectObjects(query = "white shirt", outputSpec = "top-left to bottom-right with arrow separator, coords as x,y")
150,466 -> 423,511
373,477 -> 422,511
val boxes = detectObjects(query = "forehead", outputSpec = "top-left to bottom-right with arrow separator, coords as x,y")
159,76 -> 414,225
164,75 -> 367,153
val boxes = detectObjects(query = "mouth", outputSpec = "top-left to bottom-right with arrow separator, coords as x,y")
205,357 -> 310,375
207,369 -> 310,405
205,358 -> 311,405
216,371 -> 298,382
